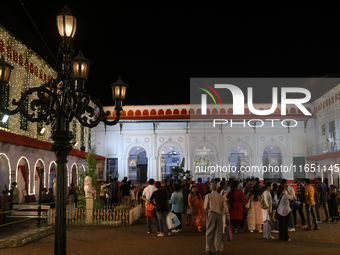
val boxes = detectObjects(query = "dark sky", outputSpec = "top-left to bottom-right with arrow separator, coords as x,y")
2,1 -> 340,106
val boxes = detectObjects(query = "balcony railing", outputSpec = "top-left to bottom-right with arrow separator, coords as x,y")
307,139 -> 340,157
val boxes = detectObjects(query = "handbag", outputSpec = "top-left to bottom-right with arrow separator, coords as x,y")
272,209 -> 276,221
166,212 -> 180,229
130,189 -> 135,200
275,194 -> 284,220
244,197 -> 251,210
259,195 -> 268,209
290,200 -> 300,208
145,202 -> 155,218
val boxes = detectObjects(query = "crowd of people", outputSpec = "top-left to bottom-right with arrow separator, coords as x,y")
100,177 -> 144,208
141,176 -> 339,255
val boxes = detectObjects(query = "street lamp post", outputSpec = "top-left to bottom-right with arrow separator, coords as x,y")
0,6 -> 128,255
37,167 -> 44,228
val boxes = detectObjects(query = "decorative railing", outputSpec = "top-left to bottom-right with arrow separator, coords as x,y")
307,140 -> 340,157
47,204 -> 142,226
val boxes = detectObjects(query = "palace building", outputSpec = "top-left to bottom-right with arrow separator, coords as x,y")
96,83 -> 340,188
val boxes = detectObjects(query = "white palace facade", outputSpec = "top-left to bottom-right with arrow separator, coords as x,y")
97,99 -> 340,188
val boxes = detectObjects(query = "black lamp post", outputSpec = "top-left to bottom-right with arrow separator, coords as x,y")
37,167 -> 44,228
0,6 -> 127,255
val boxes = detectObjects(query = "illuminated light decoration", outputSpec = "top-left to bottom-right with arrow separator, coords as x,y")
16,156 -> 32,194
34,159 -> 46,196
313,85 -> 340,154
39,127 -> 46,135
0,39 -> 4,53
0,25 -> 93,147
0,152 -> 12,186
0,6 -> 127,253
2,114 -> 8,122
66,164 -> 69,187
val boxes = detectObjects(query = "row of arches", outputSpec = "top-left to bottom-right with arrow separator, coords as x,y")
190,107 -> 312,115
0,153 -> 85,201
193,144 -> 283,182
125,144 -> 284,183
109,107 -> 312,117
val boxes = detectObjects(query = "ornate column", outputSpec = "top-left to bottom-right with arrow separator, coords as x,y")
51,126 -> 73,255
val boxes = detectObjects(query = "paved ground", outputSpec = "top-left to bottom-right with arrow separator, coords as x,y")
2,209 -> 340,255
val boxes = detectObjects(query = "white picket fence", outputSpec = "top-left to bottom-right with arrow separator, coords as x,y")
47,204 -> 142,226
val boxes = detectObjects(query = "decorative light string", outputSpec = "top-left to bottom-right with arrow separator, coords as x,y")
0,26 -> 95,150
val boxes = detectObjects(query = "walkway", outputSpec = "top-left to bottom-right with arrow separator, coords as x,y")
2,212 -> 340,255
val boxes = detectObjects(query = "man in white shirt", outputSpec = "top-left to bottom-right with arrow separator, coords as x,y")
142,179 -> 159,234
204,183 -> 229,255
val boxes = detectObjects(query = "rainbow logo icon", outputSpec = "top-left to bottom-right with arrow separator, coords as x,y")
197,82 -> 223,106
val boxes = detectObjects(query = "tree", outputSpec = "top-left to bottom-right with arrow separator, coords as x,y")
179,158 -> 193,181
76,146 -> 104,209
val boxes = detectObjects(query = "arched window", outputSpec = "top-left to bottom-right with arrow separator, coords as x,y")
128,147 -> 148,184
228,146 -> 249,179
262,146 -> 282,182
0,154 -> 10,192
49,162 -> 57,189
71,164 -> 78,186
160,146 -> 181,180
194,146 -> 216,181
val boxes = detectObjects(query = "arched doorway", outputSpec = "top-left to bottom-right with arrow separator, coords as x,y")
71,164 -> 77,186
49,162 -> 57,189
194,146 -> 216,182
0,154 -> 11,192
262,146 -> 282,182
34,160 -> 45,200
160,146 -> 181,180
228,145 -> 249,179
17,157 -> 30,203
128,146 -> 148,184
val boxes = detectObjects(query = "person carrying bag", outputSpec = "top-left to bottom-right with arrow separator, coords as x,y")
166,212 -> 181,229
275,185 -> 294,241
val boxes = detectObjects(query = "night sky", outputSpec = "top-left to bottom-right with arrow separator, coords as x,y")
2,1 -> 340,106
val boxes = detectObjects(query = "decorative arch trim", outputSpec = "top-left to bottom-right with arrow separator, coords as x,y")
48,161 -> 57,189
16,156 -> 31,194
0,153 -> 12,187
33,159 -> 45,195
259,139 -> 287,157
225,138 -> 253,157
191,139 -> 219,158
157,140 -> 185,158
124,140 -> 151,159
34,159 -> 45,171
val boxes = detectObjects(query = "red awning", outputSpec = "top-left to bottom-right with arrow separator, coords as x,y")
0,129 -> 105,160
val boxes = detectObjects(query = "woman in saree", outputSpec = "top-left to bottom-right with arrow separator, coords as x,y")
188,185 -> 206,231
247,184 -> 263,233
